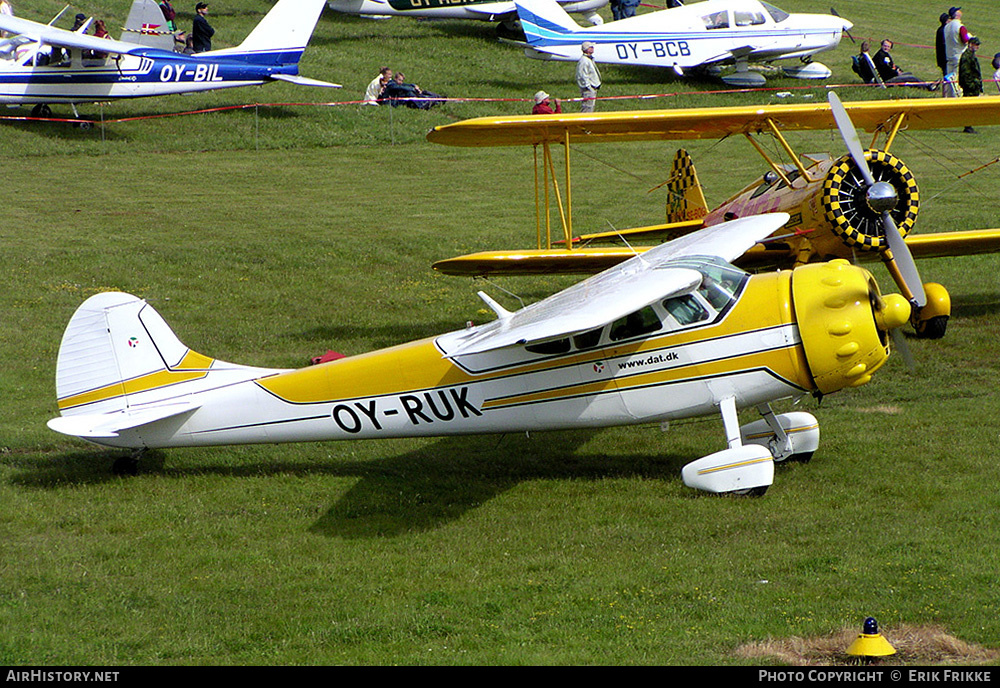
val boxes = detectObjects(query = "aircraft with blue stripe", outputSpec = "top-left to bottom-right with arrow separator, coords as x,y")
513,0 -> 852,87
0,0 -> 339,119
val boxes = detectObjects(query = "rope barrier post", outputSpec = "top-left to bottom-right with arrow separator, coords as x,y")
255,103 -> 259,152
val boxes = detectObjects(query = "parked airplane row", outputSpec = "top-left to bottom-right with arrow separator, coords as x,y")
0,0 -> 853,116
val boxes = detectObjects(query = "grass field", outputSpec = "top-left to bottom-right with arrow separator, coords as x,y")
2,0 -> 1000,666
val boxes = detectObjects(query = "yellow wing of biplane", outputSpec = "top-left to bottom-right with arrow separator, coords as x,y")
427,96 -> 1000,278
427,97 -> 1000,147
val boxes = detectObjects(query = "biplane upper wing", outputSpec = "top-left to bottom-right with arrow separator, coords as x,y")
427,96 -> 1000,147
0,14 -> 144,57
440,214 -> 788,356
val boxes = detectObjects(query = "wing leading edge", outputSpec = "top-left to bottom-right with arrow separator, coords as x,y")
427,96 -> 1000,148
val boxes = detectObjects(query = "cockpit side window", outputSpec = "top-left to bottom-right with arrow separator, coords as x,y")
525,337 -> 571,355
663,295 -> 710,326
609,306 -> 662,342
734,10 -> 766,26
573,327 -> 603,350
701,11 -> 730,30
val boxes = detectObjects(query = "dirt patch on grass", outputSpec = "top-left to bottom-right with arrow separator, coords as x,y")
735,624 -> 999,665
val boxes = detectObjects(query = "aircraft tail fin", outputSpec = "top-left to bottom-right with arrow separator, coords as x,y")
49,292 -> 278,442
514,0 -> 582,43
665,149 -> 709,224
120,0 -> 176,51
213,0 -> 327,64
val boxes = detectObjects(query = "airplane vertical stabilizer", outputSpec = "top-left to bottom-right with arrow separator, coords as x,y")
515,0 -> 582,44
51,292 -> 280,426
224,0 -> 328,60
666,149 -> 709,224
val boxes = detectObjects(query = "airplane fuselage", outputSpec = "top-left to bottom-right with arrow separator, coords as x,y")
518,0 -> 849,69
0,48 -> 303,105
55,268 -> 825,450
705,151 -> 919,266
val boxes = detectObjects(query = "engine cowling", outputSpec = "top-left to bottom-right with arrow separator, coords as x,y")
821,150 -> 919,252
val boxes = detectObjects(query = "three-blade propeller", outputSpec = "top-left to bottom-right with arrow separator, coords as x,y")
828,92 -> 927,310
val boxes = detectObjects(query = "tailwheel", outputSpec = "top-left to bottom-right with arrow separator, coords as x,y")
112,450 -> 143,476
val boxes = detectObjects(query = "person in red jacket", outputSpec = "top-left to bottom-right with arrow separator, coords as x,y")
531,91 -> 561,115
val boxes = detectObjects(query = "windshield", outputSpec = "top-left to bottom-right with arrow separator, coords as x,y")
760,2 -> 789,22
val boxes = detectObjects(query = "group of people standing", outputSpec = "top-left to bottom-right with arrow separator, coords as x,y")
935,6 -> 995,99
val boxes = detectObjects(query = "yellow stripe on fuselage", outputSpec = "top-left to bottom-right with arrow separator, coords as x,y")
57,350 -> 214,411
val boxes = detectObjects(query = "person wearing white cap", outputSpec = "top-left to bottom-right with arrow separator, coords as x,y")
531,90 -> 561,114
575,41 -> 601,112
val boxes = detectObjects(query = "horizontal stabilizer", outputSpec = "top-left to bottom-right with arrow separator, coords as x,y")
47,402 -> 199,439
270,73 -> 342,88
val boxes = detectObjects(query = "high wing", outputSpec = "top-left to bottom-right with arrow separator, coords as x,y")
427,96 -> 1000,147
438,214 -> 788,356
0,14 -> 143,57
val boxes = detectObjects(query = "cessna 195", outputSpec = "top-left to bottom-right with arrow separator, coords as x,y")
427,94 -> 1000,339
327,0 -> 607,28
0,0 -> 339,118
48,217 -> 911,496
513,0 -> 852,86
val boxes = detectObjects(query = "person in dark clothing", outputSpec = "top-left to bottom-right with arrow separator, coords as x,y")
853,41 -> 878,84
959,36 -> 983,97
380,72 -> 443,109
871,39 -> 936,90
191,2 -> 214,53
936,11 -> 949,78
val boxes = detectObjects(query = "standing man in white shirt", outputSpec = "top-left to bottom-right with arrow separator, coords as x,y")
575,41 -> 602,113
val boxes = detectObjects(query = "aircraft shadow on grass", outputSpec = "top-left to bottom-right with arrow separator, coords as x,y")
13,428 -> 728,537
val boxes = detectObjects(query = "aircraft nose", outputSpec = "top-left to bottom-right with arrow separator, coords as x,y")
791,260 -> 906,395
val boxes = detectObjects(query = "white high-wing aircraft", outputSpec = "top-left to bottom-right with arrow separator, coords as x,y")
513,0 -> 853,86
327,0 -> 607,28
0,0 -> 339,118
48,216 -> 910,496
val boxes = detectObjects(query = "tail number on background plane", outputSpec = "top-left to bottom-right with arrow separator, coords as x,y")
158,63 -> 224,83
615,42 -> 691,60
330,387 -> 483,433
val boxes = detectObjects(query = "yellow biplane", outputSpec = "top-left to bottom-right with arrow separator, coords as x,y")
426,94 -> 1000,339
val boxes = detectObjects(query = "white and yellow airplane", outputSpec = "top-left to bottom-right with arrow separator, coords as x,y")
427,94 -> 1000,339
48,216 -> 910,495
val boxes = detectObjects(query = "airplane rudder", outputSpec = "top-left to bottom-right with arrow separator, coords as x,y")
666,148 -> 709,223
54,292 -> 190,415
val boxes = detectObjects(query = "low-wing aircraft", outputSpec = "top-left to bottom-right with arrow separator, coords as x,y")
47,217 -> 911,495
0,0 -> 339,118
426,94 -> 1000,339
513,0 -> 852,86
327,0 -> 607,29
